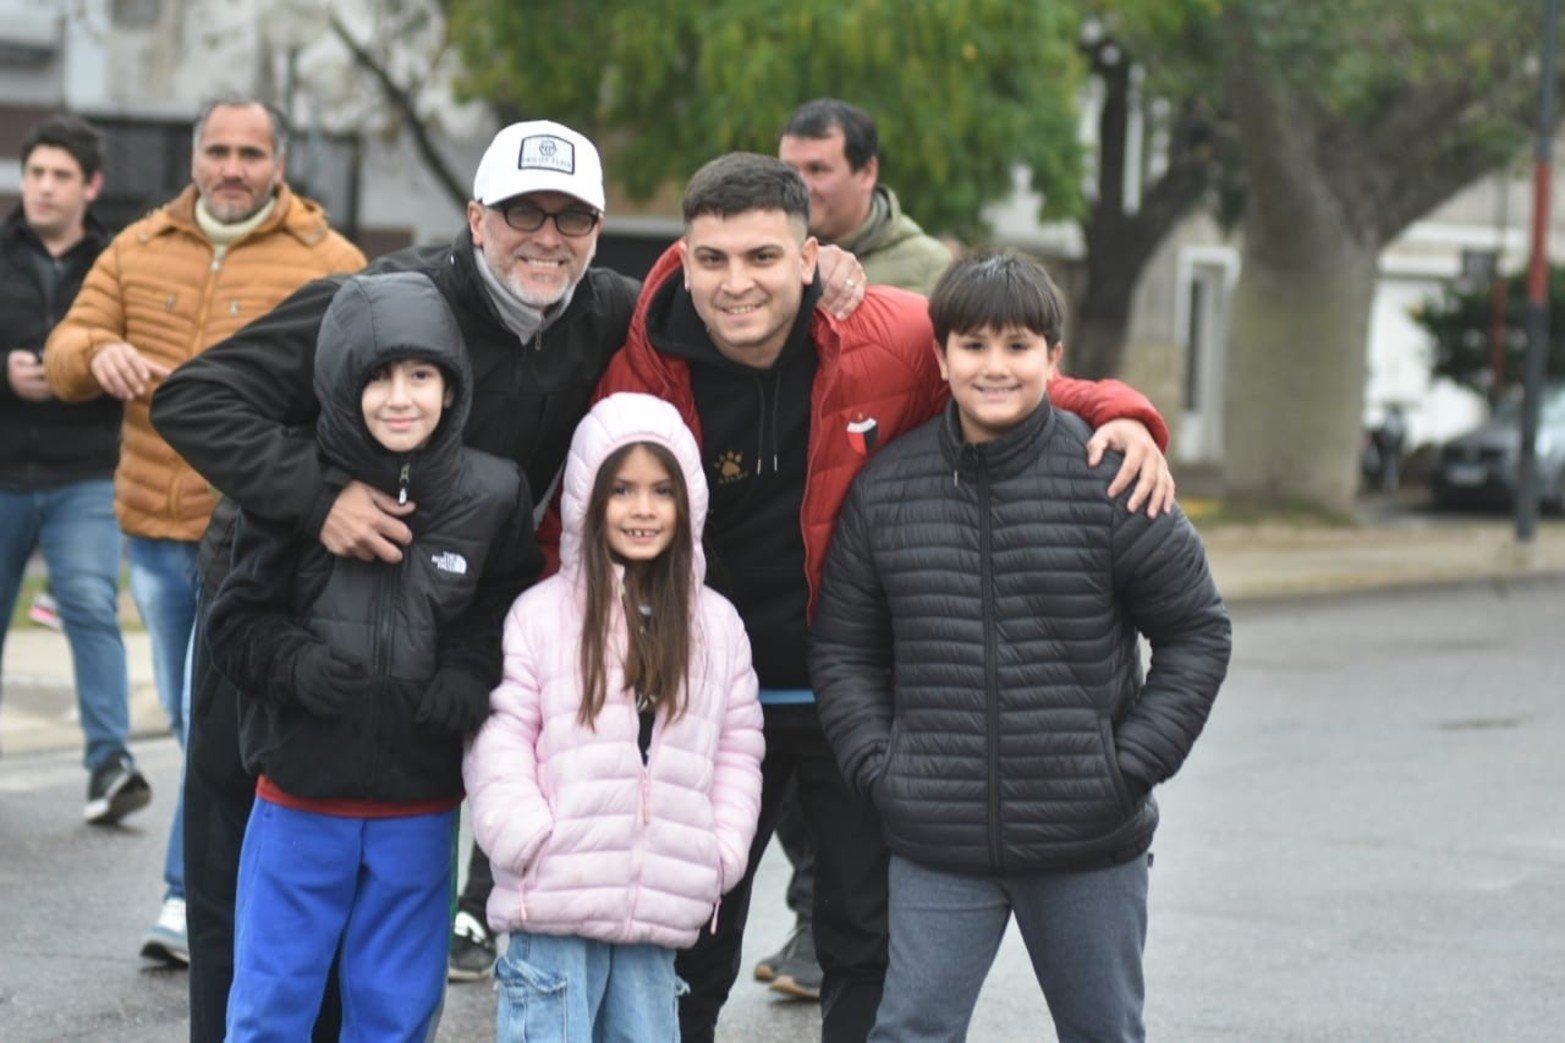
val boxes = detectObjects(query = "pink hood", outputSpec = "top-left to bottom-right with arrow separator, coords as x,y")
557,392 -> 709,586
464,394 -> 764,949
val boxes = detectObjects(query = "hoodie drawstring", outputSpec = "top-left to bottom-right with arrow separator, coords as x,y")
752,370 -> 785,476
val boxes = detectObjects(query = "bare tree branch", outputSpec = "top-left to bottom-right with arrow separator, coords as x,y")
329,12 -> 469,210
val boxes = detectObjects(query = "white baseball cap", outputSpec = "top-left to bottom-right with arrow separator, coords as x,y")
472,120 -> 605,212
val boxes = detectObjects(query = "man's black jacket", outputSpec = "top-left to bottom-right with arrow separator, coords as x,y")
810,400 -> 1232,876
150,230 -> 638,593
0,205 -> 116,488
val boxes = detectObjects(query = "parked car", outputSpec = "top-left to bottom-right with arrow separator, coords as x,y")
1431,384 -> 1565,512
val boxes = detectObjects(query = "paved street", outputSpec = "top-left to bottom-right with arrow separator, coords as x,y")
2,578 -> 1563,1040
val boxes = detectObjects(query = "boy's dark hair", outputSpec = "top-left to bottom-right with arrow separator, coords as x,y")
192,94 -> 290,159
928,250 -> 1067,347
782,98 -> 879,171
21,114 -> 105,180
682,153 -> 810,229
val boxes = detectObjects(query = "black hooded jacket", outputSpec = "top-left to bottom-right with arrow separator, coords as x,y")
0,205 -> 116,488
205,272 -> 543,803
642,276 -> 823,689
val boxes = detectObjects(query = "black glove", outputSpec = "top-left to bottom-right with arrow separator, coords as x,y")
292,644 -> 374,719
414,668 -> 492,736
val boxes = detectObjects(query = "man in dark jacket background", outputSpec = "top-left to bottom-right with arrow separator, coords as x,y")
0,115 -> 142,822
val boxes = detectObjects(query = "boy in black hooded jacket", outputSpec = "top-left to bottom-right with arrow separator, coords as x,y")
206,271 -> 541,1040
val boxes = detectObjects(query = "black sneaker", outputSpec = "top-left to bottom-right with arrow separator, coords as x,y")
767,921 -> 822,1001
84,753 -> 152,826
448,910 -> 497,982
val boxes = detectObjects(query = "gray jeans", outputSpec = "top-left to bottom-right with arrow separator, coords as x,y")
871,853 -> 1150,1043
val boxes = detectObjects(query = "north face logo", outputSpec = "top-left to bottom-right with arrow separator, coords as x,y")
431,551 -> 468,575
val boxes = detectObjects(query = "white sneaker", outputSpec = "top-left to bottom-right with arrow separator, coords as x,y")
140,896 -> 189,965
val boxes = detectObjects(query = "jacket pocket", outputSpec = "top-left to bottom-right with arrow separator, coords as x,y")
1098,718 -> 1136,816
869,720 -> 901,806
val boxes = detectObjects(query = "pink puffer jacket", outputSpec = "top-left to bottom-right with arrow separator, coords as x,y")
463,393 -> 764,949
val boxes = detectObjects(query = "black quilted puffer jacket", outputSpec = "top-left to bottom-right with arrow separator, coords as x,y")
810,399 -> 1231,876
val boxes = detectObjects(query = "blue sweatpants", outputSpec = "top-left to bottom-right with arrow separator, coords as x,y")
227,797 -> 457,1042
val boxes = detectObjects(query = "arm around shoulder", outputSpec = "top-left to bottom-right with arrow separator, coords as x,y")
1051,375 -> 1170,451
151,274 -> 345,530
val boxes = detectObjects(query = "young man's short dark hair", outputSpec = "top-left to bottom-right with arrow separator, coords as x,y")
781,98 -> 879,171
928,250 -> 1068,348
682,153 -> 810,228
21,114 -> 105,180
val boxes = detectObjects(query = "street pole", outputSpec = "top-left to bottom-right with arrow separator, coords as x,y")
1518,0 -> 1560,542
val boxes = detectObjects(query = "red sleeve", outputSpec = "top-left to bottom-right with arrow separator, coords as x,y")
1049,377 -> 1170,451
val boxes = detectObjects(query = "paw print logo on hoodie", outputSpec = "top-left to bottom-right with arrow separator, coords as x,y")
713,450 -> 747,485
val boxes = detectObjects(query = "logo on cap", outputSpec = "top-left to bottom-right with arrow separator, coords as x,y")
519,135 -> 575,175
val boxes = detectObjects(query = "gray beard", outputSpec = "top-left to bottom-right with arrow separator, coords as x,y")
473,247 -> 585,346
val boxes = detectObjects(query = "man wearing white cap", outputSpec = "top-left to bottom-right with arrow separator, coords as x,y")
151,118 -> 871,1041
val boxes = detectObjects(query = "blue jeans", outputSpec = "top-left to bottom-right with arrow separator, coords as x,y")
871,853 -> 1150,1043
498,931 -> 683,1043
0,480 -> 130,772
228,799 -> 456,1042
128,535 -> 199,901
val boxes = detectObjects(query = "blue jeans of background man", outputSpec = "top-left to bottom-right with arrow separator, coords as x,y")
128,535 -> 198,901
498,931 -> 682,1043
870,852 -> 1150,1043
0,480 -> 130,772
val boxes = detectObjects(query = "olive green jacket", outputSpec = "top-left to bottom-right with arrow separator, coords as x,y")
834,186 -> 953,295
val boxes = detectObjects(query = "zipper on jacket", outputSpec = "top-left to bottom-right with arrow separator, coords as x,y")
977,463 -> 1005,875
397,460 -> 411,505
368,559 -> 401,791
625,716 -> 656,934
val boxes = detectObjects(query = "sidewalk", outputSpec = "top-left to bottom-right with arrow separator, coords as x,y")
4,513 -> 1564,758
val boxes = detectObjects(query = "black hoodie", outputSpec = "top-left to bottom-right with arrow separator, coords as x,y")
206,272 -> 543,803
0,205 -> 116,488
643,276 -> 823,690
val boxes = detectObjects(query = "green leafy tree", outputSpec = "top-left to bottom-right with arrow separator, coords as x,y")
446,0 -> 1086,238
1414,271 -> 1565,396
1208,0 -> 1550,512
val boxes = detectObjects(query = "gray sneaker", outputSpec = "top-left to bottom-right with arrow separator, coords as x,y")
85,753 -> 151,826
448,910 -> 497,982
140,896 -> 189,965
760,922 -> 822,1001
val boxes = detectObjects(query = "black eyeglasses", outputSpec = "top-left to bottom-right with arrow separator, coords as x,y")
493,200 -> 601,237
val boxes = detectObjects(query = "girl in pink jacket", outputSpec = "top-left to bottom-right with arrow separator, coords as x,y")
464,392 -> 764,1041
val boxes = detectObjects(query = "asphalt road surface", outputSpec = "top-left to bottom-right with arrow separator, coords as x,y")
2,578 -> 1562,1040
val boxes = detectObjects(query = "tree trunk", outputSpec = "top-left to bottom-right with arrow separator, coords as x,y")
1070,260 -> 1138,380
1222,240 -> 1378,514
1220,11 -> 1382,515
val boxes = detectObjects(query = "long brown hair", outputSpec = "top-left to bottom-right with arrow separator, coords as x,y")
578,441 -> 695,728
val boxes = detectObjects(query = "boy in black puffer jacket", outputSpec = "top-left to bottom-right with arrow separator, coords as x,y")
206,271 -> 542,1041
810,251 -> 1231,1043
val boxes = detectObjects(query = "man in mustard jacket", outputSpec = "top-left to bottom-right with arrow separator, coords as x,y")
44,94 -> 364,969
